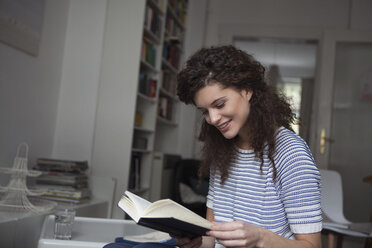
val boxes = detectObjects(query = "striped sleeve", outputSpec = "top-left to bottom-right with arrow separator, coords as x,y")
275,132 -> 322,234
206,168 -> 215,209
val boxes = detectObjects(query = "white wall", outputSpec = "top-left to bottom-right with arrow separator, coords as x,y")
177,0 -> 208,158
0,0 -> 107,172
204,0 -> 372,46
0,0 -> 69,168
52,0 -> 107,163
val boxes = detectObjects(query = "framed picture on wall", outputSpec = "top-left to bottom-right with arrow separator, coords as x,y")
0,0 -> 45,56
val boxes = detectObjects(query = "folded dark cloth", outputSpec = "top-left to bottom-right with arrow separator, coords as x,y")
103,237 -> 177,248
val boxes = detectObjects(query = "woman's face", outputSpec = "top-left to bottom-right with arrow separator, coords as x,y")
194,83 -> 253,140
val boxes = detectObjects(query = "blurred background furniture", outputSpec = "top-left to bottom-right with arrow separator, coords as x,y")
38,215 -> 154,248
0,175 -> 115,248
89,175 -> 116,218
150,153 -> 181,202
320,169 -> 372,248
171,159 -> 208,218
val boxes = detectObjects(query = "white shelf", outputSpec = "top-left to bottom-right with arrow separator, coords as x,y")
162,58 -> 178,74
143,27 -> 161,45
167,4 -> 186,30
140,59 -> 159,73
159,87 -> 179,101
134,126 -> 155,133
132,148 -> 152,153
137,92 -> 157,103
157,116 -> 178,126
131,0 -> 187,201
147,0 -> 166,16
92,0 -> 188,205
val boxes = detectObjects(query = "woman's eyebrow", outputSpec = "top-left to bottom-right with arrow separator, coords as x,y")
196,96 -> 228,111
197,96 -> 227,110
210,96 -> 227,106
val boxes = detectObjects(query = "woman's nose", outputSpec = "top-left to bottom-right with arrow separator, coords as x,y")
208,109 -> 221,125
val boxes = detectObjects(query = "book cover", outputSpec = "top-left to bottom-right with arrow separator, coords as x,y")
118,191 -> 211,238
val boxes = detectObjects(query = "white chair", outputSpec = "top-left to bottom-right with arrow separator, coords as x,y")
320,169 -> 372,248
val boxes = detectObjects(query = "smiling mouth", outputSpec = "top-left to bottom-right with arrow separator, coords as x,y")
217,120 -> 231,131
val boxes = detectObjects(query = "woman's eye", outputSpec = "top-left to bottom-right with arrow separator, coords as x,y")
216,102 -> 225,109
202,110 -> 208,115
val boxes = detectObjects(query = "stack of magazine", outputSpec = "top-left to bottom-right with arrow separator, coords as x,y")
33,158 -> 91,204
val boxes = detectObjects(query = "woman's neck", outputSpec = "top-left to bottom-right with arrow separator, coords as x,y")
235,135 -> 252,150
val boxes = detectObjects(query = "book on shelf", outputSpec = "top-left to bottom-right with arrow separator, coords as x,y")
168,0 -> 188,24
165,11 -> 183,36
118,191 -> 211,238
128,153 -> 142,191
158,97 -> 173,120
162,42 -> 180,70
139,73 -> 157,98
135,111 -> 143,127
141,38 -> 157,67
144,5 -> 161,38
162,71 -> 177,95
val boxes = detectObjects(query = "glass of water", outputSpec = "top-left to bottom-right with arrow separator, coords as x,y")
54,208 -> 75,240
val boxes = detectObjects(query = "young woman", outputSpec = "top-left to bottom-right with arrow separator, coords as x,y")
175,45 -> 322,248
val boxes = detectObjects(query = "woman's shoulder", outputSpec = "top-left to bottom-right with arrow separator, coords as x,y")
273,127 -> 316,174
274,127 -> 310,154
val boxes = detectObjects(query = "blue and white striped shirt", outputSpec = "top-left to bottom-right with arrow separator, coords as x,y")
207,127 -> 322,244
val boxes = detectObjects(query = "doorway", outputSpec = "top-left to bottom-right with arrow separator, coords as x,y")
234,38 -> 318,143
328,41 -> 372,222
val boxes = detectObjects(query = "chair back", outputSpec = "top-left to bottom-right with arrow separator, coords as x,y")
171,159 -> 208,217
172,159 -> 202,203
320,169 -> 351,224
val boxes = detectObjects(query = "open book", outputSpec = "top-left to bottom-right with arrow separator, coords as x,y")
118,191 -> 211,238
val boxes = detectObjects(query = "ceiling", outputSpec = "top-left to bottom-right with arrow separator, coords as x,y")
235,38 -> 318,78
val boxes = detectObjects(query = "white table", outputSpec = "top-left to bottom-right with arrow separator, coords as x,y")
38,215 -> 153,248
0,198 -> 109,248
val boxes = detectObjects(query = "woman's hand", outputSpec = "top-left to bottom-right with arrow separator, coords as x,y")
207,221 -> 263,248
175,236 -> 203,248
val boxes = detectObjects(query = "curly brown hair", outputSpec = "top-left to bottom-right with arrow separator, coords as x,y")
177,45 -> 295,183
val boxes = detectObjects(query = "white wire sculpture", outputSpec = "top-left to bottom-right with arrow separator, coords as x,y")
0,143 -> 57,212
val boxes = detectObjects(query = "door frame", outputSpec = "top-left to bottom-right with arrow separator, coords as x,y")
312,29 -> 372,169
219,25 -> 372,168
219,24 -> 322,154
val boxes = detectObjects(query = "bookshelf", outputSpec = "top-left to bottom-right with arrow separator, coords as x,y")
92,0 -> 188,218
129,0 -> 189,200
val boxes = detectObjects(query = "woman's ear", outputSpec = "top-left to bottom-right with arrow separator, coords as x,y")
243,89 -> 253,101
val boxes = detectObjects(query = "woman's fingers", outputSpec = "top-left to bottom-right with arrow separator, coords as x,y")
208,221 -> 247,239
211,221 -> 245,231
207,221 -> 260,248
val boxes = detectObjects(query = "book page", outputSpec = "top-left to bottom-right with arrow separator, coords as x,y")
125,191 -> 152,215
118,196 -> 140,222
143,199 -> 211,229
